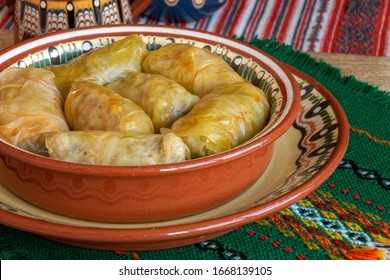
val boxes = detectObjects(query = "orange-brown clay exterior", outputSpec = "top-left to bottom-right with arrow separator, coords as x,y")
0,142 -> 275,223
0,25 -> 301,223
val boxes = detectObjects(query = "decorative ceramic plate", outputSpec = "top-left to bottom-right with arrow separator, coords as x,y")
0,65 -> 349,251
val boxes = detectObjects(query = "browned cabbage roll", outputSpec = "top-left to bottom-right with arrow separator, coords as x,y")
47,34 -> 148,98
165,82 -> 270,158
105,72 -> 200,132
0,68 -> 69,155
45,131 -> 191,166
142,43 -> 244,97
64,81 -> 154,133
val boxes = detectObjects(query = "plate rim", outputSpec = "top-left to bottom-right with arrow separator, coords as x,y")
0,64 -> 349,246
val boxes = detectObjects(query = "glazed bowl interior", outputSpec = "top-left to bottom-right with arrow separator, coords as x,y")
0,25 -> 299,173
0,25 -> 300,223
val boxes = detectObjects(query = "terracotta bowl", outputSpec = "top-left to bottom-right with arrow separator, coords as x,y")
0,25 -> 300,223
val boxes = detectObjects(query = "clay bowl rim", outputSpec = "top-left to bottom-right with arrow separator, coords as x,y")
0,24 -> 301,177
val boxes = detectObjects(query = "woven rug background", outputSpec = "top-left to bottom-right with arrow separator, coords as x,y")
1,0 -> 389,56
138,0 -> 390,56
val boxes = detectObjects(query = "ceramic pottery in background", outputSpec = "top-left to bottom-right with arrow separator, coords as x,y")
14,0 -> 134,41
143,0 -> 227,23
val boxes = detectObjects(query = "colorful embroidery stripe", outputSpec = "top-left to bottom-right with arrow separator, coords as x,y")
0,1 -> 14,30
138,0 -> 389,56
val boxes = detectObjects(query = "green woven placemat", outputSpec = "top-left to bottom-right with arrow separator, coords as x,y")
1,38 -> 389,260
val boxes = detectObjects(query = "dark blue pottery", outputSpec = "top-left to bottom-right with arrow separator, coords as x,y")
143,0 -> 227,23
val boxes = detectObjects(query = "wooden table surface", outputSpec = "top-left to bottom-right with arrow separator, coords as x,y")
1,29 -> 389,92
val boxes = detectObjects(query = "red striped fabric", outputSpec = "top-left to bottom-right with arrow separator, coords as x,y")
0,0 -> 14,30
372,0 -> 390,55
262,0 -> 282,39
292,0 -> 314,50
137,0 -> 390,57
1,0 -> 389,56
243,1 -> 265,40
322,0 -> 347,53
278,0 -> 298,43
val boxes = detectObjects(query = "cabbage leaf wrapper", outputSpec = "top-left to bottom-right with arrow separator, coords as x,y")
166,82 -> 270,158
46,131 -> 191,166
0,68 -> 69,156
142,43 -> 244,97
65,81 -> 154,133
106,72 -> 200,132
47,34 -> 148,98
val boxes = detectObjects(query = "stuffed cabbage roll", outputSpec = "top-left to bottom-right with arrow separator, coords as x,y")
45,131 -> 191,166
105,72 -> 200,132
0,67 -> 69,156
47,34 -> 148,98
142,43 -> 244,97
165,82 -> 270,158
0,66 -> 53,84
64,81 -> 154,133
